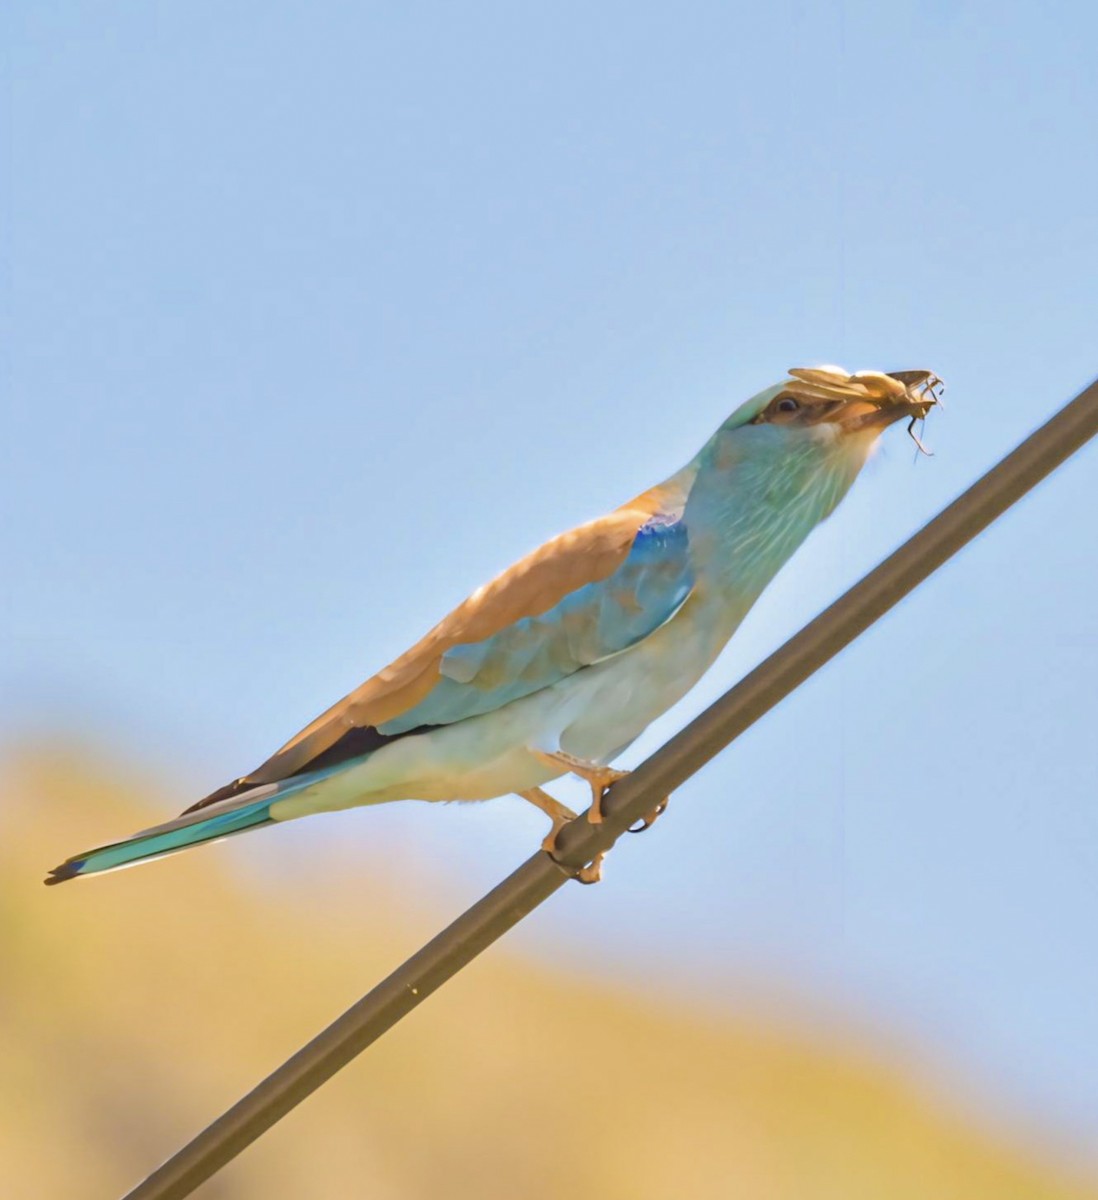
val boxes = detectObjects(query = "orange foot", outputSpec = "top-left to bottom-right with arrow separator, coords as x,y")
530,749 -> 630,824
519,784 -> 606,884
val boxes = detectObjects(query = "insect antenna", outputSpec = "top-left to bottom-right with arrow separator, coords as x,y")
908,415 -> 933,458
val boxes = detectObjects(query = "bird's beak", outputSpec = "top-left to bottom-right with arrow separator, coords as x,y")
784,367 -> 943,436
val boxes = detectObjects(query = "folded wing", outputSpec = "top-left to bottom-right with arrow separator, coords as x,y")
188,490 -> 694,810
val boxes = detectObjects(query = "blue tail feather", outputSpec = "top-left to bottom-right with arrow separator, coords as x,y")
44,794 -> 277,885
44,761 -> 358,886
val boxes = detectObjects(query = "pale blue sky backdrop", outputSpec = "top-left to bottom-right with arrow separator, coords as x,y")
4,0 -> 1097,1163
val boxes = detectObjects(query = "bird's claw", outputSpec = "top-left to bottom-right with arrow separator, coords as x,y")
539,819 -> 572,856
540,826 -> 605,884
628,796 -> 669,833
574,853 -> 605,885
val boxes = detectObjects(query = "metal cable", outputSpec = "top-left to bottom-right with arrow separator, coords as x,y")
123,377 -> 1098,1200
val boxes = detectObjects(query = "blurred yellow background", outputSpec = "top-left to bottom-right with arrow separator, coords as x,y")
6,749 -> 1094,1200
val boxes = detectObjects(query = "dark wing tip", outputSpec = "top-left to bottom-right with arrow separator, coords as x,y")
43,859 -> 85,886
181,777 -> 252,815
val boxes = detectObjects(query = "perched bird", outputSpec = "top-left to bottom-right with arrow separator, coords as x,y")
46,365 -> 940,886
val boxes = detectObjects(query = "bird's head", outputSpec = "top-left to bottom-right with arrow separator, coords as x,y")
725,365 -> 943,454
676,365 -> 943,595
686,366 -> 944,569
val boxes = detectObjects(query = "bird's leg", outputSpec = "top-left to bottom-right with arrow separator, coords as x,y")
532,747 -> 670,835
530,749 -> 628,825
519,786 -> 605,885
529,749 -> 669,884
532,748 -> 670,839
517,787 -> 578,854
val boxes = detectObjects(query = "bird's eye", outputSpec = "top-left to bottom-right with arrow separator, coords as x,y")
775,396 -> 800,414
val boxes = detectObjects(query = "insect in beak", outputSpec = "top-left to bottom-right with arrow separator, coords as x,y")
903,375 -> 945,458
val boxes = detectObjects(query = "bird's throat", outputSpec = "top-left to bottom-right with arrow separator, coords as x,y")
686,427 -> 871,600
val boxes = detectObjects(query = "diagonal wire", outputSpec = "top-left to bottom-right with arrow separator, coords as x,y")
123,378 -> 1098,1200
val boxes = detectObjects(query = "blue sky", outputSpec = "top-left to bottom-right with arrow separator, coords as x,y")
5,0 -> 1097,1162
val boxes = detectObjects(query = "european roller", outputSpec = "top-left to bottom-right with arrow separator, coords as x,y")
47,365 -> 940,885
